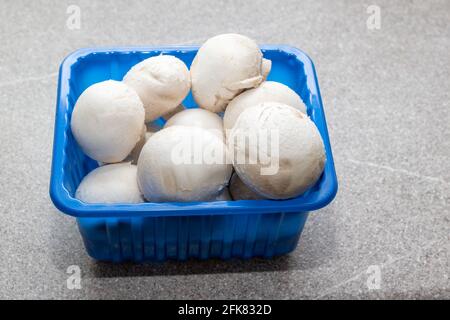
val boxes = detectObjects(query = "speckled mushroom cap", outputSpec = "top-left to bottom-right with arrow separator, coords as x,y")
75,163 -> 144,204
190,33 -> 271,113
123,55 -> 190,122
137,126 -> 232,202
70,80 -> 145,163
229,102 -> 326,199
223,81 -> 307,132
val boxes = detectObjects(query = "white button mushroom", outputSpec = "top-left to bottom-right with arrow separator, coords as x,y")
75,163 -> 144,204
164,108 -> 224,140
123,55 -> 191,122
229,173 -> 265,200
137,126 -> 232,202
223,81 -> 307,132
71,80 -> 145,163
229,102 -> 326,199
190,33 -> 271,113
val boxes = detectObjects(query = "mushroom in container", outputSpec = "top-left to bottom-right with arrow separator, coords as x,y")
190,33 -> 271,113
70,80 -> 145,164
137,126 -> 232,202
229,102 -> 326,200
75,163 -> 144,204
223,81 -> 307,132
123,55 -> 191,122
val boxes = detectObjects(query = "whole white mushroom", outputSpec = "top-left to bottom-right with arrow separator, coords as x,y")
71,80 -> 145,163
123,55 -> 190,122
75,163 -> 144,204
164,108 -> 224,140
229,102 -> 326,199
229,173 -> 265,200
191,33 -> 271,113
137,126 -> 232,202
223,81 -> 307,132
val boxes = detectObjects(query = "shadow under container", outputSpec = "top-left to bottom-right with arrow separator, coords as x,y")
50,45 -> 338,263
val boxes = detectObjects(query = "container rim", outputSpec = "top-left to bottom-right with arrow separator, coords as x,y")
50,45 -> 338,218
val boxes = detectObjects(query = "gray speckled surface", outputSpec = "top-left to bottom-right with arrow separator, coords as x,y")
0,0 -> 449,299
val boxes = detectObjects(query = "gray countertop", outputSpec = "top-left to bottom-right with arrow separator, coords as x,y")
0,0 -> 448,299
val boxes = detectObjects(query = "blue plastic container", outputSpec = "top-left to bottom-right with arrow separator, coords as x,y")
50,45 -> 338,262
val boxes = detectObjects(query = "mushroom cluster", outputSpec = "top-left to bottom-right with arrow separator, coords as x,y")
71,33 -> 326,204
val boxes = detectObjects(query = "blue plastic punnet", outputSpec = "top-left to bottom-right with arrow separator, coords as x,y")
49,46 -> 338,262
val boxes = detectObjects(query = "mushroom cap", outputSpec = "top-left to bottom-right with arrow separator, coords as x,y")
164,108 -> 224,140
71,80 -> 145,163
229,173 -> 265,200
223,81 -> 307,132
191,33 -> 271,113
229,102 -> 326,199
137,126 -> 232,202
75,163 -> 144,204
123,55 -> 190,122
